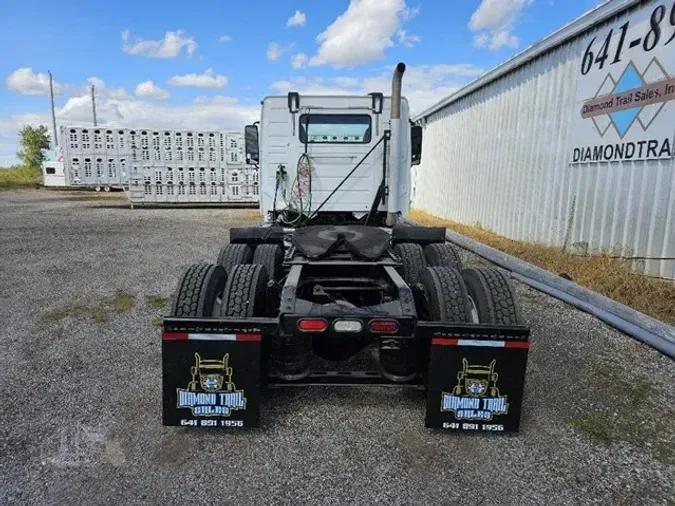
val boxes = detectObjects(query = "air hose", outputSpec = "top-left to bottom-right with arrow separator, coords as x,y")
279,153 -> 313,226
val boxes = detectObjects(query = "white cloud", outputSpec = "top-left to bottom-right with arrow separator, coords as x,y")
468,0 -> 531,50
87,77 -> 105,90
473,33 -> 491,48
309,0 -> 420,68
107,88 -> 133,101
290,53 -> 309,69
269,63 -> 484,115
267,42 -> 295,61
219,35 -> 233,43
168,69 -> 228,88
286,10 -> 306,27
5,68 -> 63,96
0,89 -> 258,165
401,4 -> 421,21
396,29 -> 420,48
134,81 -> 170,99
122,29 -> 197,58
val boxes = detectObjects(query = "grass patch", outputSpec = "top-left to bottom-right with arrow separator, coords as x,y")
0,164 -> 40,190
567,358 -> 674,463
569,412 -> 613,444
654,442 -> 675,465
113,292 -> 135,313
145,295 -> 168,309
409,209 -> 675,324
242,209 -> 262,223
91,307 -> 109,324
152,315 -> 164,327
43,304 -> 108,324
43,290 -> 137,324
44,307 -> 82,322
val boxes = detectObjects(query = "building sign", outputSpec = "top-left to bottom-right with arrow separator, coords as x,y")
570,1 -> 675,164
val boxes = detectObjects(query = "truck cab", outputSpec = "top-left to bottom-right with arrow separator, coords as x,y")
244,83 -> 423,227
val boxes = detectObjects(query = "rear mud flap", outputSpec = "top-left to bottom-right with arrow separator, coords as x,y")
422,324 -> 530,433
162,330 -> 262,428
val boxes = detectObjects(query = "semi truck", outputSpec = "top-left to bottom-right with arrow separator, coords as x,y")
162,63 -> 530,433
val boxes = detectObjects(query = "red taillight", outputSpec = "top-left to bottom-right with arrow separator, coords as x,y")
297,319 -> 328,332
369,320 -> 400,333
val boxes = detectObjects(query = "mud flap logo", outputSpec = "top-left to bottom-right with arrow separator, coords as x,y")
176,353 -> 246,417
441,359 -> 509,421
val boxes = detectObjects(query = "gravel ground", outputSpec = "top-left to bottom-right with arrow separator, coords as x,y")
1,190 -> 674,506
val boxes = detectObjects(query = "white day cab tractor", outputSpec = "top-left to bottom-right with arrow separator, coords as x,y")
162,63 -> 531,433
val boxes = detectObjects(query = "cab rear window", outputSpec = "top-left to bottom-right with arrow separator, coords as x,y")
299,114 -> 372,144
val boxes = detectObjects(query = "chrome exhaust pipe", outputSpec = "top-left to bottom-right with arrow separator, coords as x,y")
386,62 -> 406,227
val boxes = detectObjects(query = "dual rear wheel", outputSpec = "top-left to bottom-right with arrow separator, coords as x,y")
381,242 -> 522,382
419,265 -> 524,326
393,241 -> 523,325
169,243 -> 284,318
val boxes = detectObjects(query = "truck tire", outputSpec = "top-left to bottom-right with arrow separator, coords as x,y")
219,264 -> 269,317
252,244 -> 284,283
415,267 -> 473,387
419,267 -> 472,323
170,263 -> 227,317
461,267 -> 524,325
216,243 -> 254,275
393,243 -> 427,285
424,243 -> 462,272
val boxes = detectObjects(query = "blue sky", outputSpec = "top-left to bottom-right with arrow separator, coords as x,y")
1,0 -> 602,165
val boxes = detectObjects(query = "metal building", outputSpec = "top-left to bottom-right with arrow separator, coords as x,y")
60,126 -> 259,205
413,0 -> 674,279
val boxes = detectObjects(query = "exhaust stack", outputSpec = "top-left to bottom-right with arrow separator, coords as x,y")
386,62 -> 406,227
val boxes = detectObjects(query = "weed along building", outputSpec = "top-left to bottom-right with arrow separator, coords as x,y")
412,0 -> 675,280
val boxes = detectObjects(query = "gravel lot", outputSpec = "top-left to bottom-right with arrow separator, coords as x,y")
1,190 -> 674,506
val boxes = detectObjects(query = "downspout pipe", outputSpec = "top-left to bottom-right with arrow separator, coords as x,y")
386,62 -> 406,227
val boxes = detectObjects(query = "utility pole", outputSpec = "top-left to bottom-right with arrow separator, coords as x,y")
48,70 -> 58,147
91,84 -> 98,126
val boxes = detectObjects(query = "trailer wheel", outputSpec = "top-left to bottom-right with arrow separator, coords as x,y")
424,243 -> 462,271
169,263 -> 227,317
419,267 -> 472,323
461,267 -> 524,325
216,243 -> 254,275
252,244 -> 284,283
393,243 -> 427,285
220,264 -> 269,317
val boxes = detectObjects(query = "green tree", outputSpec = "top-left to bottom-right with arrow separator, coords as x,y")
17,125 -> 50,175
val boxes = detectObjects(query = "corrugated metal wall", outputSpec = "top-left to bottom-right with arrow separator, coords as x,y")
412,2 -> 674,279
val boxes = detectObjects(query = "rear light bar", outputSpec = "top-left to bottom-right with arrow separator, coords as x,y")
369,319 -> 400,333
297,318 -> 328,332
333,320 -> 363,333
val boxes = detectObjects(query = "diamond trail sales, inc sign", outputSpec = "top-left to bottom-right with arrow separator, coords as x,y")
570,1 -> 675,164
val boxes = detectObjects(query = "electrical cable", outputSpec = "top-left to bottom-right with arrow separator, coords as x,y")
279,153 -> 313,226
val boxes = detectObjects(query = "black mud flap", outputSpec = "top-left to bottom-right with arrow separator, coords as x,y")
162,320 -> 270,428
420,323 -> 530,433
